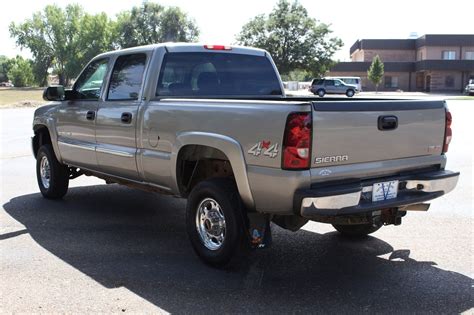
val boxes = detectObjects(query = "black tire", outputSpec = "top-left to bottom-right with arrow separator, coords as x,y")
317,89 -> 326,97
332,223 -> 381,238
186,178 -> 248,267
36,144 -> 69,199
346,89 -> 355,97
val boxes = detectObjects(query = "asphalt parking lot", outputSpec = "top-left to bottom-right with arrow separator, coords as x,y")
0,100 -> 473,313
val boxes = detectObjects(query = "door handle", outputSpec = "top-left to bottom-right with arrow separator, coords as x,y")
378,115 -> 398,131
121,112 -> 133,124
86,111 -> 95,121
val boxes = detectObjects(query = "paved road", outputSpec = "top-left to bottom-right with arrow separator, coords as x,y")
1,101 -> 473,313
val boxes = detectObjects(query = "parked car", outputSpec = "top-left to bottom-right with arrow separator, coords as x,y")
325,76 -> 362,92
310,78 -> 358,97
33,43 -> 459,267
464,79 -> 474,96
0,81 -> 14,87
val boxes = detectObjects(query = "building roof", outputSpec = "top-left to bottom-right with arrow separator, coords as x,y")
415,34 -> 474,48
350,34 -> 474,55
350,39 -> 415,55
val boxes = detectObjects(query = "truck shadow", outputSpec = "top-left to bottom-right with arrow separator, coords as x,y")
3,185 -> 473,313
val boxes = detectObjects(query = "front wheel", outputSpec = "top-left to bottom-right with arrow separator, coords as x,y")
332,223 -> 381,237
346,89 -> 355,97
36,144 -> 69,199
186,178 -> 248,267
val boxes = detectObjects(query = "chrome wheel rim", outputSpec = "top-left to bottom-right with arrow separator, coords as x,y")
195,198 -> 226,251
39,155 -> 51,189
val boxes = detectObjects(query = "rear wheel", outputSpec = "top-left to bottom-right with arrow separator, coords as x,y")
36,144 -> 69,199
346,89 -> 355,97
332,223 -> 381,237
186,178 -> 248,267
317,89 -> 326,97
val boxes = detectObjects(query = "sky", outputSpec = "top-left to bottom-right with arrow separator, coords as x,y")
1,0 -> 473,61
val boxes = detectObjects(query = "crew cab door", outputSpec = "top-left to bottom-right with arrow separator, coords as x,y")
55,57 -> 109,170
95,53 -> 148,180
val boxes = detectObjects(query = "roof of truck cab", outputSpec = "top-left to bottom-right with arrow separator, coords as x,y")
94,43 -> 268,59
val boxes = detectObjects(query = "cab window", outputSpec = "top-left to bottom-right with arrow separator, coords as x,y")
156,52 -> 282,96
107,54 -> 147,101
73,58 -> 109,100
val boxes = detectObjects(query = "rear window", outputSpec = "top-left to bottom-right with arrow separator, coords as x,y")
311,79 -> 323,85
339,78 -> 360,85
156,52 -> 282,96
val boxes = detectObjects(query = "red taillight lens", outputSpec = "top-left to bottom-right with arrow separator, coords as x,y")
282,112 -> 312,170
204,45 -> 232,50
443,110 -> 452,153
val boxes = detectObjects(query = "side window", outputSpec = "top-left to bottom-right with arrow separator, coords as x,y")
325,80 -> 334,86
74,58 -> 109,100
107,54 -> 147,101
313,79 -> 323,85
334,80 -> 342,86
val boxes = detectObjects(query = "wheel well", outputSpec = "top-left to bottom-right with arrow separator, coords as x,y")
32,125 -> 52,158
176,145 -> 235,197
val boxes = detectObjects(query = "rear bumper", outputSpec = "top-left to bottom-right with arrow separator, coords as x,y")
295,170 -> 459,218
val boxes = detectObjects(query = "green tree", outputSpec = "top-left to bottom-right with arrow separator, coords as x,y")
9,4 -> 115,86
115,1 -> 199,48
7,56 -> 35,87
367,55 -> 384,92
0,55 -> 11,82
236,0 -> 342,77
280,69 -> 312,82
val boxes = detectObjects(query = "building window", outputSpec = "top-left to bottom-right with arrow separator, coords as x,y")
442,51 -> 456,60
384,76 -> 399,88
445,76 -> 455,88
465,51 -> 474,60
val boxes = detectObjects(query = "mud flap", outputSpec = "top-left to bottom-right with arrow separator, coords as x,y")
246,213 -> 272,249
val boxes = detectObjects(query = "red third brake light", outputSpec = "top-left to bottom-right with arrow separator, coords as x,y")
282,112 -> 312,170
204,45 -> 232,50
443,109 -> 452,153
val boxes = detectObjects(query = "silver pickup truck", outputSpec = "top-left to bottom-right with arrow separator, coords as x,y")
33,43 -> 459,267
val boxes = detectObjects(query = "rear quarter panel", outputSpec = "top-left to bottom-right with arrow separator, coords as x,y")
137,99 -> 311,197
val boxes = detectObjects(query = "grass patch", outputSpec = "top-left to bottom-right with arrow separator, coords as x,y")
446,95 -> 474,100
0,87 -> 45,107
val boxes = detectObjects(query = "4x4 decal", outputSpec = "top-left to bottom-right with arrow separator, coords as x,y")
248,141 -> 279,158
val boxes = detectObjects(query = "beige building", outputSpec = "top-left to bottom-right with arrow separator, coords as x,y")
329,34 -> 474,92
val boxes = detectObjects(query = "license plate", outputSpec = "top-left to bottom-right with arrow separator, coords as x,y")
372,180 -> 399,202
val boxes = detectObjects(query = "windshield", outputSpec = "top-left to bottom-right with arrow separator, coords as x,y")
156,52 -> 282,97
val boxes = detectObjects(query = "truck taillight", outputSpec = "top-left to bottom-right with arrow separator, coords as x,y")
443,110 -> 452,153
204,45 -> 231,50
282,112 -> 312,170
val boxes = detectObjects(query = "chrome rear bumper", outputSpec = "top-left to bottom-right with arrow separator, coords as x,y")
296,170 -> 459,218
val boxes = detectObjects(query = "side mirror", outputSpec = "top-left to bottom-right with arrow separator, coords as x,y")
43,85 -> 65,101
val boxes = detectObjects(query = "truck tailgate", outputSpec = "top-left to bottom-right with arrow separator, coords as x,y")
311,100 -> 446,168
